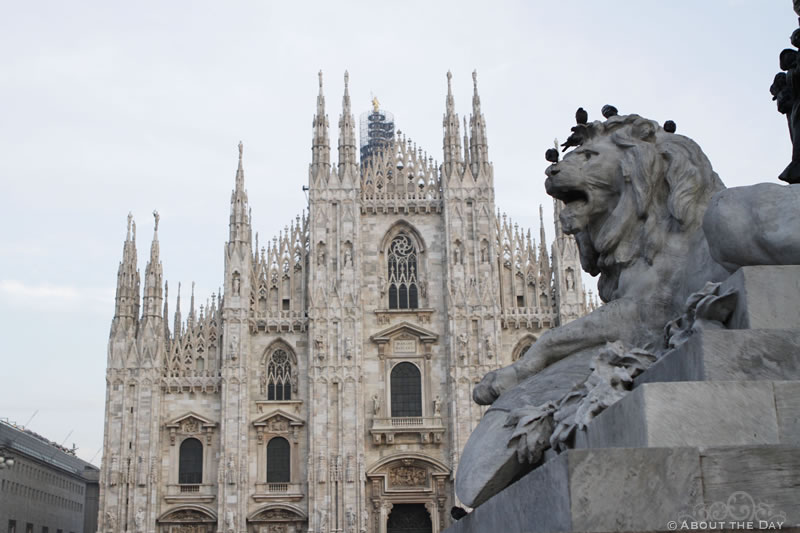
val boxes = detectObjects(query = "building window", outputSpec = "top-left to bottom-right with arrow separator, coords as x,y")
8,520 -> 16,533
178,438 -> 203,484
266,349 -> 292,401
266,437 -> 290,483
388,234 -> 419,309
390,362 -> 422,417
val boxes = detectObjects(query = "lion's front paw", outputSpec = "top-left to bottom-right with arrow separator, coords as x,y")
473,367 -> 518,405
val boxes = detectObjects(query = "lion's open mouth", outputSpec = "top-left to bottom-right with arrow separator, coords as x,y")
550,187 -> 589,206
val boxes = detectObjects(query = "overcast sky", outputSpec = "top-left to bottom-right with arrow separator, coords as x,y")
0,1 -> 794,465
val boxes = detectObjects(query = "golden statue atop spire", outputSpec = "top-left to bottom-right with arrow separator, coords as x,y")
372,96 -> 380,112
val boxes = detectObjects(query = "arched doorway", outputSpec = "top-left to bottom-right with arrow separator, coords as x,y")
386,504 -> 432,533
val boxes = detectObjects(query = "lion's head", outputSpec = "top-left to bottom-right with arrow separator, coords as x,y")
545,114 -> 725,301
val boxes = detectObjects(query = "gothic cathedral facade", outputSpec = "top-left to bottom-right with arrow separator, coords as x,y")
98,72 -> 590,533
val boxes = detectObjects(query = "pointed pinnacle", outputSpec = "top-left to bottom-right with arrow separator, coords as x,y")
472,70 -> 478,90
127,212 -> 133,239
238,141 -> 243,162
318,70 -> 323,89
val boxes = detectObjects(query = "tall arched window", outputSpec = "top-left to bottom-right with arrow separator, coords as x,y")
266,349 -> 292,401
178,438 -> 203,484
267,437 -> 290,483
390,362 -> 422,417
388,234 -> 418,309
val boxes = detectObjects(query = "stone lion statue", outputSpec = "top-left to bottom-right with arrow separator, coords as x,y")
458,113 -> 800,507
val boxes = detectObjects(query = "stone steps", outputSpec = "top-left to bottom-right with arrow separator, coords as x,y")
574,380 -> 800,450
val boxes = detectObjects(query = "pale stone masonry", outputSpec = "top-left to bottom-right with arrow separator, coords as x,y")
98,71 -> 591,533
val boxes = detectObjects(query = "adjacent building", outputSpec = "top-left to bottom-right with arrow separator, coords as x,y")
0,420 -> 99,533
98,71 -> 592,533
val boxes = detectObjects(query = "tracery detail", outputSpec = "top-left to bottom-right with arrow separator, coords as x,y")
263,348 -> 293,401
388,234 -> 419,310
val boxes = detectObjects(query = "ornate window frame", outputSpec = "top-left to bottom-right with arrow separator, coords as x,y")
252,410 -> 305,501
511,334 -> 537,362
379,222 -> 429,311
260,340 -> 298,402
369,322 -> 443,445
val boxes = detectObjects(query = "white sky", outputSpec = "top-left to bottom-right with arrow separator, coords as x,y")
0,1 -> 794,465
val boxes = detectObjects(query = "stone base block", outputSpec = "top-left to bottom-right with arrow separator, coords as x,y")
636,329 -> 800,385
722,266 -> 800,330
446,447 -> 703,533
574,381 -> 798,450
444,446 -> 800,533
699,446 -> 800,525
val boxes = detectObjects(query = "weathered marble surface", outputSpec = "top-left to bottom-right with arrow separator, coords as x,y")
445,445 -> 799,533
574,381 -> 781,449
636,329 -> 800,385
700,446 -> 800,524
721,265 -> 800,330
448,447 -> 703,533
704,184 -> 800,269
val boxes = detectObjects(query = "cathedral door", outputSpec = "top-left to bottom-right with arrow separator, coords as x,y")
386,504 -> 432,533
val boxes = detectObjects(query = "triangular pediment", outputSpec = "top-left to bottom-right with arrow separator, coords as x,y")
370,321 -> 438,344
252,409 -> 305,427
165,411 -> 216,429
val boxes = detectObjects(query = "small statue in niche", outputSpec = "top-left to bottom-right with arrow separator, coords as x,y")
343,246 -> 353,267
232,272 -> 241,295
378,275 -> 388,296
453,245 -> 462,265
225,509 -> 236,532
105,511 -> 116,532
225,455 -> 236,485
361,509 -> 369,533
314,335 -> 325,360
457,333 -> 468,354
344,337 -> 353,359
480,243 -> 489,263
317,245 -> 326,266
134,508 -> 145,533
566,269 -> 575,290
433,395 -> 442,415
227,334 -> 239,361
484,336 -> 494,359
372,394 -> 381,415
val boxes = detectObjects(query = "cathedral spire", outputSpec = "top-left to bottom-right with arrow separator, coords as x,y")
469,70 -> 489,175
114,213 -> 140,321
338,70 -> 358,178
142,210 -> 164,319
163,281 -> 170,340
538,205 -> 551,281
442,70 -> 462,176
188,281 -> 196,327
463,116 -> 471,169
173,282 -> 182,338
229,141 -> 252,245
311,70 -> 330,180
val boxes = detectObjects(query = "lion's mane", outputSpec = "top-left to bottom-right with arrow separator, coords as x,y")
574,115 -> 725,300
